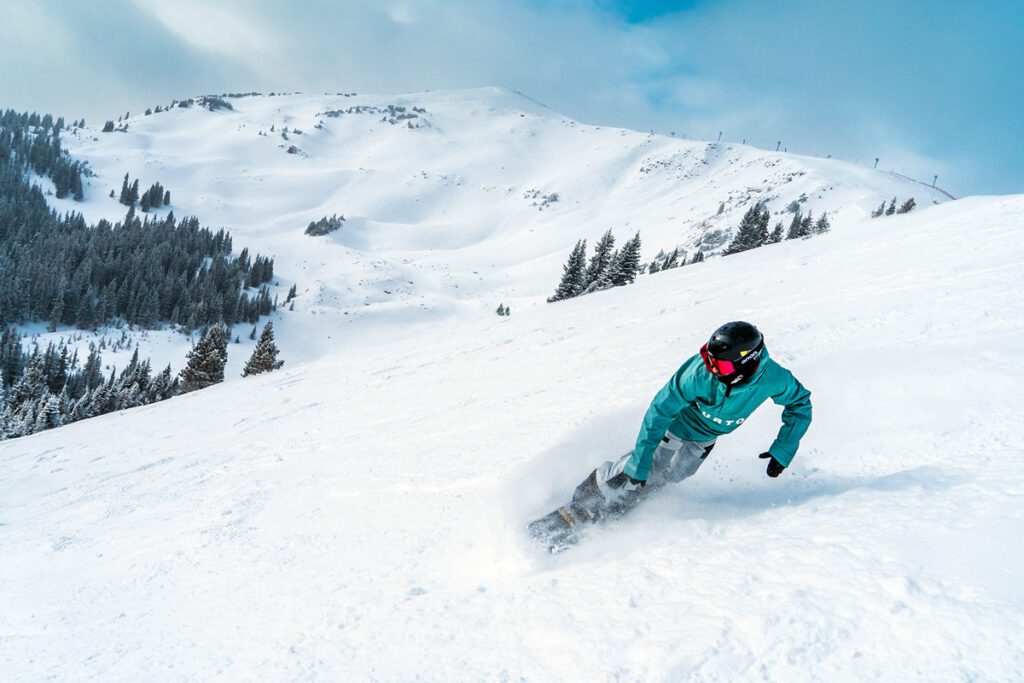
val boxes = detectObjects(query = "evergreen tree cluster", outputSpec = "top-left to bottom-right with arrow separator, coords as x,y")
872,196 -> 916,217
0,317 -> 288,440
495,303 -> 511,316
548,229 -> 642,302
0,203 -> 276,331
685,200 -> 834,265
647,246 -> 699,273
118,173 -> 138,206
0,329 -> 178,440
196,96 -> 234,112
119,173 -> 170,211
784,207 -> 830,240
244,252 -> 275,288
723,203 -> 771,255
305,214 -> 345,236
1,109 -> 86,201
719,202 -> 832,250
0,106 -> 289,440
1,110 -> 278,333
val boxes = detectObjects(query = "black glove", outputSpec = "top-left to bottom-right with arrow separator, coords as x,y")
607,472 -> 646,489
758,452 -> 786,478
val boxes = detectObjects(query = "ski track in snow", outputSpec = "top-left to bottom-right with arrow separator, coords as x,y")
1,90 -> 1023,680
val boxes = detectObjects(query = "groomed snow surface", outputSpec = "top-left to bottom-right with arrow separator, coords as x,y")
2,193 -> 1023,680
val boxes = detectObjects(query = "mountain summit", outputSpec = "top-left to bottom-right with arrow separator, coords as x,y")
52,87 -> 948,361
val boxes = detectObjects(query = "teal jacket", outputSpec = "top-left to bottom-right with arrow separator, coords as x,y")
625,347 -> 812,480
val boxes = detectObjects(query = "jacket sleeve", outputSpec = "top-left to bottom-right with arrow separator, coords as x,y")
767,370 -> 812,467
625,359 -> 700,480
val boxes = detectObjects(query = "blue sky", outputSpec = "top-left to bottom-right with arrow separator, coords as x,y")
0,0 -> 1020,195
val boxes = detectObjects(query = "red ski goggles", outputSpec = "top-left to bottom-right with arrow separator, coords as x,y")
700,343 -> 736,376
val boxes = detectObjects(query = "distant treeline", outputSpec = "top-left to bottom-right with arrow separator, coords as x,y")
0,106 -> 292,441
0,331 -> 178,439
0,109 -> 86,200
0,106 -> 279,332
0,320 -> 287,440
548,229 -> 642,302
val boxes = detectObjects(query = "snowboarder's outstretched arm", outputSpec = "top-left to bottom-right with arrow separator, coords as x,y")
766,371 -> 812,467
624,361 -> 698,481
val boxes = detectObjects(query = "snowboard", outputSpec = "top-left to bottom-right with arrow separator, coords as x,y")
527,469 -> 643,553
527,505 -> 586,553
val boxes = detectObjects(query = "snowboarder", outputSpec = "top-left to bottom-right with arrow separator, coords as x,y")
529,321 -> 812,551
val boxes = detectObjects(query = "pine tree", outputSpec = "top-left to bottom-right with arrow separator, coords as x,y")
547,239 -> 588,302
48,291 -> 65,332
608,232 -> 642,286
662,247 -> 680,269
786,210 -> 803,240
897,197 -> 916,214
8,354 -> 48,413
691,250 -> 705,264
496,303 -> 506,316
724,202 -> 770,254
119,173 -> 130,205
242,322 -> 284,376
871,202 -> 886,218
585,230 -> 616,286
801,212 -> 813,237
769,222 -> 784,243
885,197 -> 897,215
146,365 -> 178,403
813,213 -> 831,234
589,249 -> 621,291
179,325 -> 228,392
35,395 -> 64,432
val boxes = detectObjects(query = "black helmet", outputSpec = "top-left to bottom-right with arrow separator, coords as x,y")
701,321 -> 764,384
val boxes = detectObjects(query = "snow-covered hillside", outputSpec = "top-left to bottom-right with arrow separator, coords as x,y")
3,192 -> 1022,680
44,87 -> 948,369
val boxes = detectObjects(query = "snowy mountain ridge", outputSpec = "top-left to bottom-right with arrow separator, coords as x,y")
47,86 -> 950,367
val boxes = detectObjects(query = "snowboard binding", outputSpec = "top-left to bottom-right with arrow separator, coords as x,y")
527,470 -> 639,553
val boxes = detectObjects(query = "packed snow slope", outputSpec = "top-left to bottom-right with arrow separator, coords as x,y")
3,194 -> 1023,680
48,88 -> 947,365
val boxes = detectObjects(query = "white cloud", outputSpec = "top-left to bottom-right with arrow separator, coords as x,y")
135,0 -> 280,67
0,0 -> 1016,193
